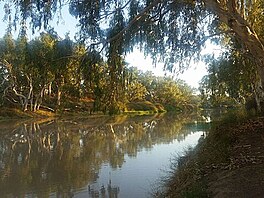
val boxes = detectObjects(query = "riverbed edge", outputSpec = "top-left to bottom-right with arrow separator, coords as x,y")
156,111 -> 264,197
0,107 -> 167,120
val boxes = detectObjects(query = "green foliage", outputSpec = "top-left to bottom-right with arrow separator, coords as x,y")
2,0 -> 264,114
199,50 -> 256,108
4,0 -> 262,76
2,0 -> 264,115
126,101 -> 161,113
1,0 -> 208,71
0,32 -> 198,114
126,67 -> 199,111
127,81 -> 147,102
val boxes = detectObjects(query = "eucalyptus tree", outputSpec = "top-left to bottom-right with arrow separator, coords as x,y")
0,32 -> 37,111
0,32 -> 73,110
199,50 -> 256,107
126,67 -> 147,102
26,32 -> 57,111
2,0 -> 264,111
138,71 -> 156,101
0,33 -> 21,107
149,77 -> 197,110
53,34 -> 74,106
80,49 -> 109,112
176,79 -> 198,108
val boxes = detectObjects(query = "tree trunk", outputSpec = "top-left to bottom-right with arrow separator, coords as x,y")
37,87 -> 45,110
56,76 -> 64,108
48,82 -> 52,97
30,92 -> 34,111
57,87 -> 61,106
12,87 -> 28,111
254,67 -> 264,113
204,0 -> 264,113
26,75 -> 33,111
33,95 -> 39,111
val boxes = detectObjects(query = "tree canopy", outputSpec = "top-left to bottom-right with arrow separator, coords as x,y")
0,33 -> 197,114
1,1 -> 262,67
1,0 -> 264,112
199,50 -> 256,108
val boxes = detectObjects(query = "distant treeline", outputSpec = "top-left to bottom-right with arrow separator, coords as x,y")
0,32 -> 199,115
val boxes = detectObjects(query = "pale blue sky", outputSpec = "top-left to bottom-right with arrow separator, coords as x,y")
0,3 -> 223,88
0,3 -> 77,39
127,42 -> 224,88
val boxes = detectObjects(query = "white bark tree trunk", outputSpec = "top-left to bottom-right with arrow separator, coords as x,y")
204,0 -> 264,113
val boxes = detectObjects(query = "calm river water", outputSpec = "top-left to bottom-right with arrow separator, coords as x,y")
0,113 -> 209,198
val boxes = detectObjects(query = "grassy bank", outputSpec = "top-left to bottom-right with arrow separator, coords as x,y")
157,110 -> 264,197
0,107 -> 56,119
0,101 -> 168,119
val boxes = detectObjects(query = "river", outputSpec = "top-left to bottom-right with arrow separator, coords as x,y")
0,113 -> 209,198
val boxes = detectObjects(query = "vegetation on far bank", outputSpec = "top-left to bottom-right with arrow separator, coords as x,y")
156,110 -> 264,197
0,33 -> 199,117
0,100 -> 177,119
1,1 -> 263,118
1,1 -> 264,197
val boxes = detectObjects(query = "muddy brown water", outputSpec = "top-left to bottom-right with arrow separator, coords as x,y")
0,113 -> 209,197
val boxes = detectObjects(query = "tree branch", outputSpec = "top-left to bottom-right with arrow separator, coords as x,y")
89,0 -> 164,48
203,30 -> 234,41
98,0 -> 133,21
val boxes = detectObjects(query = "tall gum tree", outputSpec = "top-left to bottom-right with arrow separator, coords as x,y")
204,0 -> 264,112
1,0 -> 264,112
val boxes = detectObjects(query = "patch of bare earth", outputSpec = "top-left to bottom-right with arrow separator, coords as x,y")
208,117 -> 264,198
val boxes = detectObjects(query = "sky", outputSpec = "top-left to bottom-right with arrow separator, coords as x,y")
125,50 -> 208,88
126,50 -> 210,88
126,43 -> 223,88
0,3 -> 222,89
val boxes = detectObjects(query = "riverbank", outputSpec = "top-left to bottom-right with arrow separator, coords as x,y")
0,107 -> 56,119
0,101 -> 173,119
0,107 -> 164,120
158,111 -> 264,197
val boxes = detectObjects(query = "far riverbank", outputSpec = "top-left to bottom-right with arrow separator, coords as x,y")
0,100 -> 196,120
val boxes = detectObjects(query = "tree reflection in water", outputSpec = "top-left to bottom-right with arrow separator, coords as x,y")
87,177 -> 120,198
0,113 -> 209,197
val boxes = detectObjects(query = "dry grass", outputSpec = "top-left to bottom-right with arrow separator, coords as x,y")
156,110 -> 254,198
0,107 -> 55,119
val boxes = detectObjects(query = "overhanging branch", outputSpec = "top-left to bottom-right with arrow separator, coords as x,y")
197,30 -> 234,48
89,0 -> 164,49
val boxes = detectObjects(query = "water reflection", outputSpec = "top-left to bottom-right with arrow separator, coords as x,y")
0,113 -> 209,197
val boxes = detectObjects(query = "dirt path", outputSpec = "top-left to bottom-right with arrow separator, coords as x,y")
208,117 -> 264,197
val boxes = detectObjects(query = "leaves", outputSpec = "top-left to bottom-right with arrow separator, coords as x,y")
0,31 -> 198,113
199,49 -> 256,108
